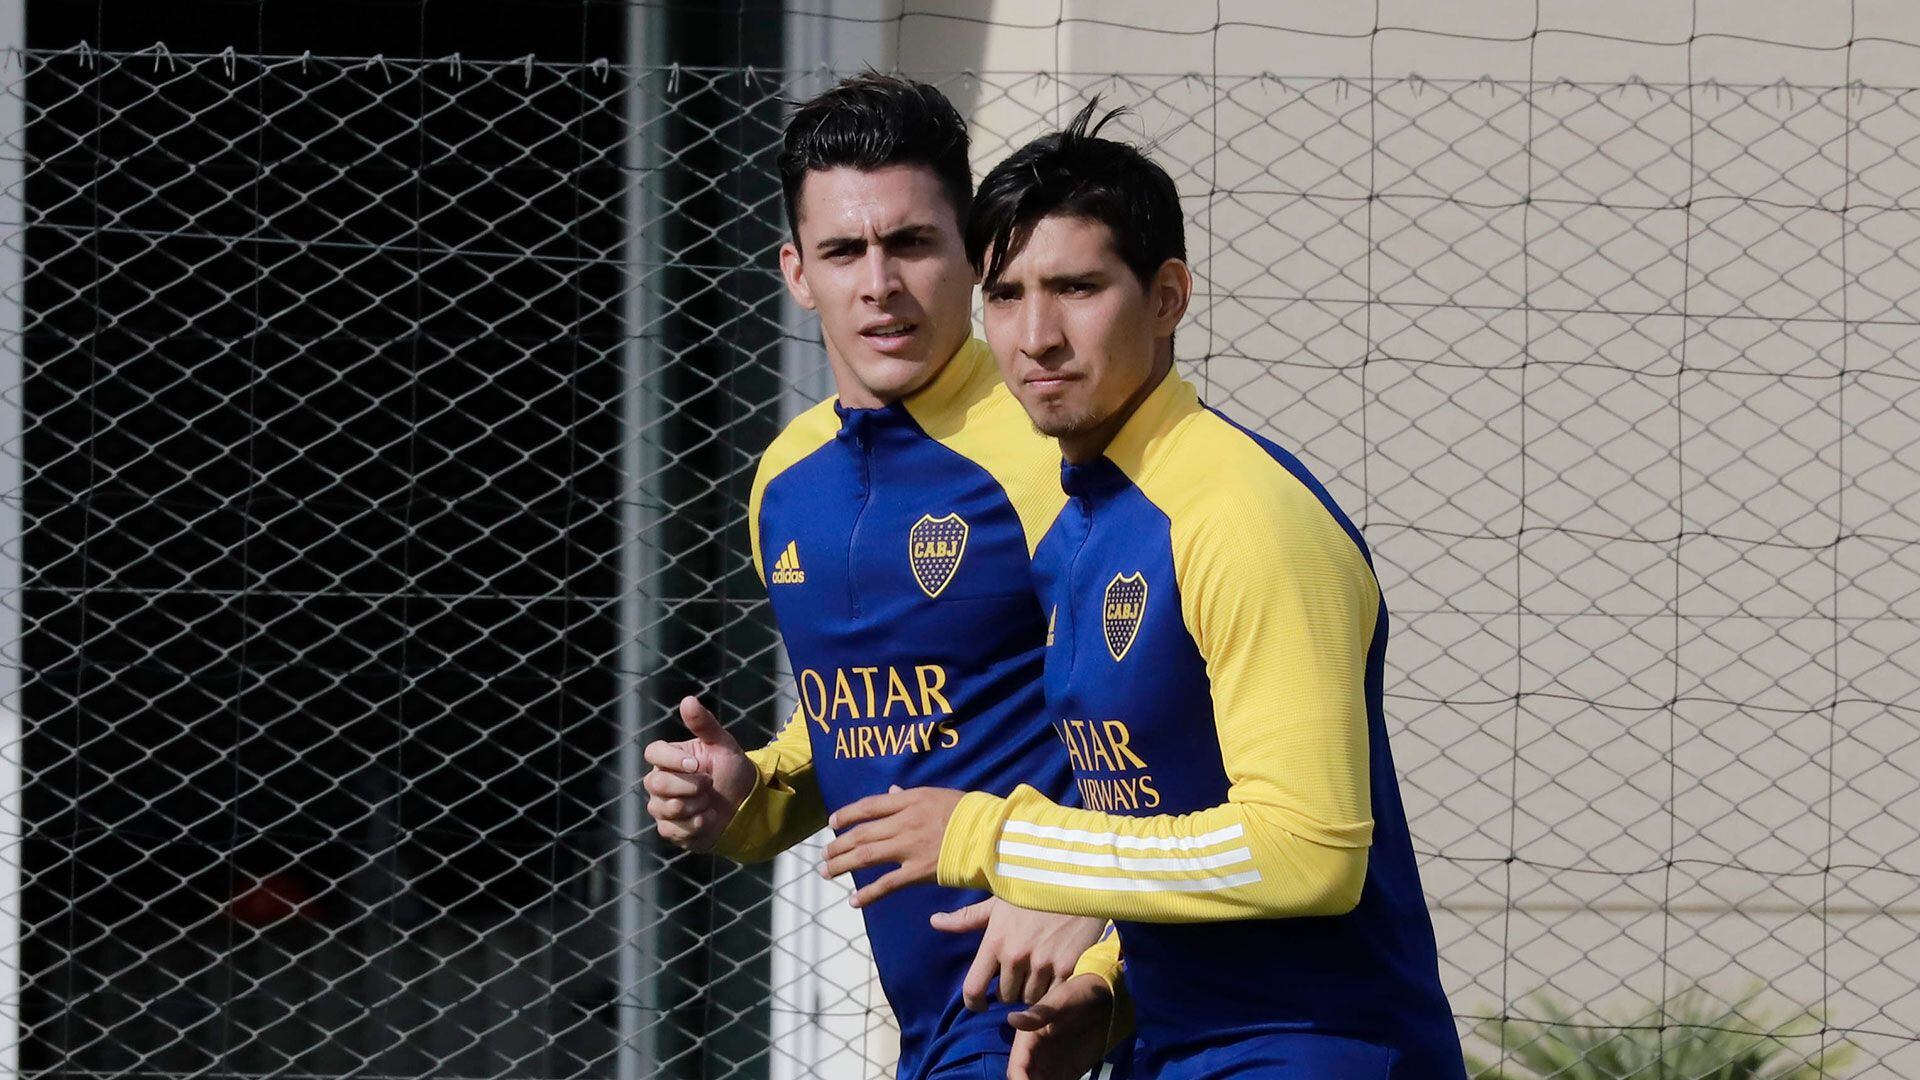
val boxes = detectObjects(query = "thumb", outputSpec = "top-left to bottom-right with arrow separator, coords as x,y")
1006,997 -> 1059,1032
929,898 -> 995,935
680,696 -> 740,750
1008,975 -> 1083,1031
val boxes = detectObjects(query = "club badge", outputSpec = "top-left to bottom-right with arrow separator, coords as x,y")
1102,571 -> 1148,662
909,513 -> 969,598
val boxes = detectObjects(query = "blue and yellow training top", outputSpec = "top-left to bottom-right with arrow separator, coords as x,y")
936,370 -> 1464,1076
709,340 -> 1123,1080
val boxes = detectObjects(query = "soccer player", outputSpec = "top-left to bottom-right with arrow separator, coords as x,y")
820,102 -> 1467,1079
640,76 -> 1128,1080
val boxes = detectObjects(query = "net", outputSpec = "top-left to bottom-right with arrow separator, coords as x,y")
1,11 -> 1918,1078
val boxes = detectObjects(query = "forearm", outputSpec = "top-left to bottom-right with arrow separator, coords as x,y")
710,745 -> 826,863
1070,924 -> 1124,990
1069,926 -> 1134,1052
937,784 -> 1367,923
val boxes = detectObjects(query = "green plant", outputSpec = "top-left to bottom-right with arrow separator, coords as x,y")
1467,989 -> 1855,1079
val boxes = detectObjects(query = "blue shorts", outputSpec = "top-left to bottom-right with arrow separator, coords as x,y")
1152,1033 -> 1404,1079
926,1047 -> 1137,1080
922,1052 -> 1008,1080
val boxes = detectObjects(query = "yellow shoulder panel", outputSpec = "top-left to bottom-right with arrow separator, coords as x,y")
748,396 -> 841,582
904,339 -> 1067,555
1125,397 -> 1381,851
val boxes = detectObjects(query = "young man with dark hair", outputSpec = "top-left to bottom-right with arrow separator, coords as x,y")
823,102 -> 1466,1079
641,75 -> 1129,1080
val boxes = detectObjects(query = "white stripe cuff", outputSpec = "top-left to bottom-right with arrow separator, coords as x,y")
1001,820 -> 1246,851
995,862 -> 1263,893
998,840 -> 1256,874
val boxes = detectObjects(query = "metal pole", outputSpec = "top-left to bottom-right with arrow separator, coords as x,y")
616,9 -> 666,1079
772,8 -> 897,1077
0,5 -> 28,1073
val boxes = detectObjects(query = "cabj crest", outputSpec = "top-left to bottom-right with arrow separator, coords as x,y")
909,513 -> 969,598
1102,571 -> 1148,662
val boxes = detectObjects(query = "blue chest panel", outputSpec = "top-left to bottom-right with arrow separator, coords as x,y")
759,409 -> 1063,809
1035,471 -> 1225,818
755,405 -> 1075,1080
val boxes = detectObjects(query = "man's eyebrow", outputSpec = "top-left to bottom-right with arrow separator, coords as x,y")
880,223 -> 938,243
810,223 -> 936,253
1040,270 -> 1107,288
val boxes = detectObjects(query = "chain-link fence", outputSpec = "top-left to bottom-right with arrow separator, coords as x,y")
2,43 -> 1918,1079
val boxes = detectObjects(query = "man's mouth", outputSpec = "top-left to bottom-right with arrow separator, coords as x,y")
860,320 -> 917,343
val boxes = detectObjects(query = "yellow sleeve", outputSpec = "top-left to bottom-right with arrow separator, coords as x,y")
936,463 -> 1377,921
710,701 -> 828,863
749,396 -> 841,582
1071,923 -> 1123,990
720,401 -> 839,860
1069,925 -> 1134,1051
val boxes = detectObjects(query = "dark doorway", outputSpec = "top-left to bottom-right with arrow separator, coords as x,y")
16,2 -> 784,1076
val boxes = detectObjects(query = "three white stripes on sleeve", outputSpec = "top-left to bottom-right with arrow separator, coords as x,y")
994,820 -> 1264,893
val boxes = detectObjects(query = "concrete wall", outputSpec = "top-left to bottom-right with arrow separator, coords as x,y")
778,2 -> 1920,1074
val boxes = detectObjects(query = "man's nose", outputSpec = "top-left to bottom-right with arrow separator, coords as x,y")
860,246 -> 900,303
1021,297 -> 1065,359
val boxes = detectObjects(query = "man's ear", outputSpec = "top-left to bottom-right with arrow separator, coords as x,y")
780,241 -> 817,311
1152,258 -> 1192,335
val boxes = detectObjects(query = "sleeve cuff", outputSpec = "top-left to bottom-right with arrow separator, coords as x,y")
1070,929 -> 1133,1054
1070,928 -> 1123,993
935,788 -> 1011,889
708,759 -> 772,861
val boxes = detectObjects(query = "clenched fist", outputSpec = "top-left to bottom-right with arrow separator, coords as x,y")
642,696 -> 758,850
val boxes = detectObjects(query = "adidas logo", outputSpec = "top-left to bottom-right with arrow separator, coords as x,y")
770,540 -> 806,585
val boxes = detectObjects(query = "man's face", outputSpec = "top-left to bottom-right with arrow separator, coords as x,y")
779,164 -> 975,408
982,214 -> 1186,453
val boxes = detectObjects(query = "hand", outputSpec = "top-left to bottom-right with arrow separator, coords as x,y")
931,898 -> 1106,1011
820,786 -> 967,907
1008,974 -> 1117,1080
642,696 -> 757,851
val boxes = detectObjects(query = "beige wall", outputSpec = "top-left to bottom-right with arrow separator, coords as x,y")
779,3 -> 1920,1075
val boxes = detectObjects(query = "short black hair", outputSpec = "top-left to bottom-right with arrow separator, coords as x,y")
779,73 -> 972,248
966,98 -> 1186,288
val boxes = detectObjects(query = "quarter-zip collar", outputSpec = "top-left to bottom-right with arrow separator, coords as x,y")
1059,367 -> 1201,500
833,337 -> 995,443
1059,456 -> 1129,501
833,396 -> 909,444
